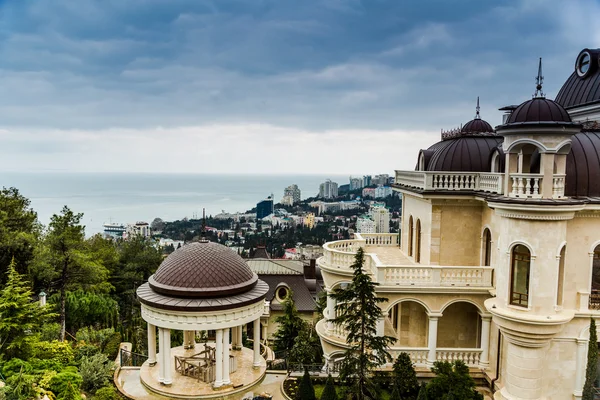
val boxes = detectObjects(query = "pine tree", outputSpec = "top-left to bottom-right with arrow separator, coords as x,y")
426,361 -> 482,400
332,248 -> 395,400
290,322 -> 322,365
33,206 -> 109,341
273,290 -> 304,353
0,260 -> 54,359
583,318 -> 599,400
297,368 -> 316,400
320,374 -> 338,400
392,352 -> 419,399
60,382 -> 81,400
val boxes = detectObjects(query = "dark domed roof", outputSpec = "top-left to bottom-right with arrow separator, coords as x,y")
556,48 -> 600,109
505,97 -> 572,124
565,131 -> 600,197
426,136 -> 503,172
461,118 -> 493,133
148,241 -> 257,298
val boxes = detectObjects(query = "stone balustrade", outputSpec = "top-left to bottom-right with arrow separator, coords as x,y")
321,237 -> 493,289
388,347 -> 429,366
509,173 -> 543,198
436,348 -> 482,367
395,170 -> 503,194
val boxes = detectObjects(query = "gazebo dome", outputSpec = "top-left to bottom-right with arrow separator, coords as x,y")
425,136 -> 503,172
149,241 -> 258,298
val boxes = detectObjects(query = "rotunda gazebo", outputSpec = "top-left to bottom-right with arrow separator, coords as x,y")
136,240 -> 269,398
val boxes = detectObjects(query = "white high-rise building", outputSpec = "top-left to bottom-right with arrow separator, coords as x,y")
349,176 -> 364,191
283,184 -> 301,205
319,179 -> 338,199
356,217 -> 376,233
370,206 -> 390,233
375,186 -> 393,198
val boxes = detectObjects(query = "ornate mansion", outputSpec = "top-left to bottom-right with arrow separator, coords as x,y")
317,48 -> 600,400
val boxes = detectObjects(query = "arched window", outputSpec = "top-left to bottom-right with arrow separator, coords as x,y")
415,219 -> 422,263
483,229 -> 492,266
408,216 -> 414,257
510,244 -> 531,307
556,246 -> 566,307
591,245 -> 600,309
491,152 -> 500,173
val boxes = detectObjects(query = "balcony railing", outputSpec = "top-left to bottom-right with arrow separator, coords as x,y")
320,236 -> 493,289
381,347 -> 482,367
395,170 -> 566,199
394,171 -> 503,193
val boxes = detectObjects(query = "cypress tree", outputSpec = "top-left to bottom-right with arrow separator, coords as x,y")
273,290 -> 304,353
416,384 -> 426,400
321,374 -> 338,400
332,248 -> 395,400
392,352 -> 419,399
297,368 -> 316,400
583,318 -> 599,400
390,384 -> 402,400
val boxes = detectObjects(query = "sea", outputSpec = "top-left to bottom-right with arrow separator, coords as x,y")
2,172 -> 348,236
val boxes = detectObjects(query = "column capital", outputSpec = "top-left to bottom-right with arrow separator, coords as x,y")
428,313 -> 443,319
479,313 -> 493,321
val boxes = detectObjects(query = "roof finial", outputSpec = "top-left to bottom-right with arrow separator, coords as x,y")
200,208 -> 208,243
475,96 -> 481,119
534,57 -> 544,98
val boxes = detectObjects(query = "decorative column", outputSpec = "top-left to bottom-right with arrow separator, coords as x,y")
158,327 -> 165,383
326,290 -> 337,332
147,323 -> 157,366
223,328 -> 231,385
162,329 -> 172,385
253,318 -> 261,368
214,329 -> 224,388
237,325 -> 243,350
573,339 -> 588,398
427,315 -> 440,366
183,330 -> 195,349
479,315 -> 492,368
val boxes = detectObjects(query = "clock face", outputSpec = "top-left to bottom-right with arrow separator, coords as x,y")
576,51 -> 592,77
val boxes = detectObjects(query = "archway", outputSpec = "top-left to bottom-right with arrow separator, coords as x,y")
387,300 -> 428,347
438,302 -> 481,348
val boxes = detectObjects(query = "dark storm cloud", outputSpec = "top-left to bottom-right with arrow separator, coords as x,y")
0,0 -> 597,131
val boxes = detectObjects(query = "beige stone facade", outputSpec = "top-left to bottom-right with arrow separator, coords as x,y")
317,50 -> 600,399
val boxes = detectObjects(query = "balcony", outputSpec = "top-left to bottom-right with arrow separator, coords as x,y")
319,233 -> 493,290
395,170 -> 566,199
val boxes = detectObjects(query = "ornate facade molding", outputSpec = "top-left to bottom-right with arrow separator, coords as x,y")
141,300 -> 264,331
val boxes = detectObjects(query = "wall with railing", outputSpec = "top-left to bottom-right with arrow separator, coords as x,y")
395,170 -> 566,199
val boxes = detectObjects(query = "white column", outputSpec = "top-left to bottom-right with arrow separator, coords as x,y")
183,330 -> 194,349
427,315 -> 439,366
326,290 -> 336,332
158,328 -> 165,383
574,339 -> 588,398
223,328 -> 231,385
163,329 -> 172,385
237,325 -> 243,350
479,315 -> 492,368
214,329 -> 223,388
253,318 -> 261,367
231,326 -> 238,350
147,323 -> 156,365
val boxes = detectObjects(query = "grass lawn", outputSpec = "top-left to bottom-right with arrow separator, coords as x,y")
313,384 -> 391,400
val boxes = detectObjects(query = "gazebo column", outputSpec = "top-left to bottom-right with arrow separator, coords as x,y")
253,318 -> 261,368
147,323 -> 156,366
162,329 -> 172,385
214,329 -> 224,388
237,324 -> 243,349
158,327 -> 165,383
223,328 -> 231,385
183,330 -> 195,349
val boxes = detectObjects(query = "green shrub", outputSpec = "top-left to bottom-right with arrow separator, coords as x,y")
48,371 -> 83,398
29,357 -> 64,373
93,386 -> 120,400
1,359 -> 32,378
80,353 -> 115,392
320,374 -> 338,400
297,369 -> 316,400
75,343 -> 101,362
4,371 -> 36,400
59,381 -> 81,400
75,327 -> 115,351
39,323 -> 62,342
31,340 -> 75,364
102,332 -> 122,360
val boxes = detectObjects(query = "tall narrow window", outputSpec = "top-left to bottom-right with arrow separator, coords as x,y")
510,245 -> 531,307
556,246 -> 565,307
408,216 -> 414,257
483,229 -> 492,266
415,219 -> 422,263
590,245 -> 600,309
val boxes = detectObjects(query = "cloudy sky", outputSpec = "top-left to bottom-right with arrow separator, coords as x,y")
1,0 -> 599,175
